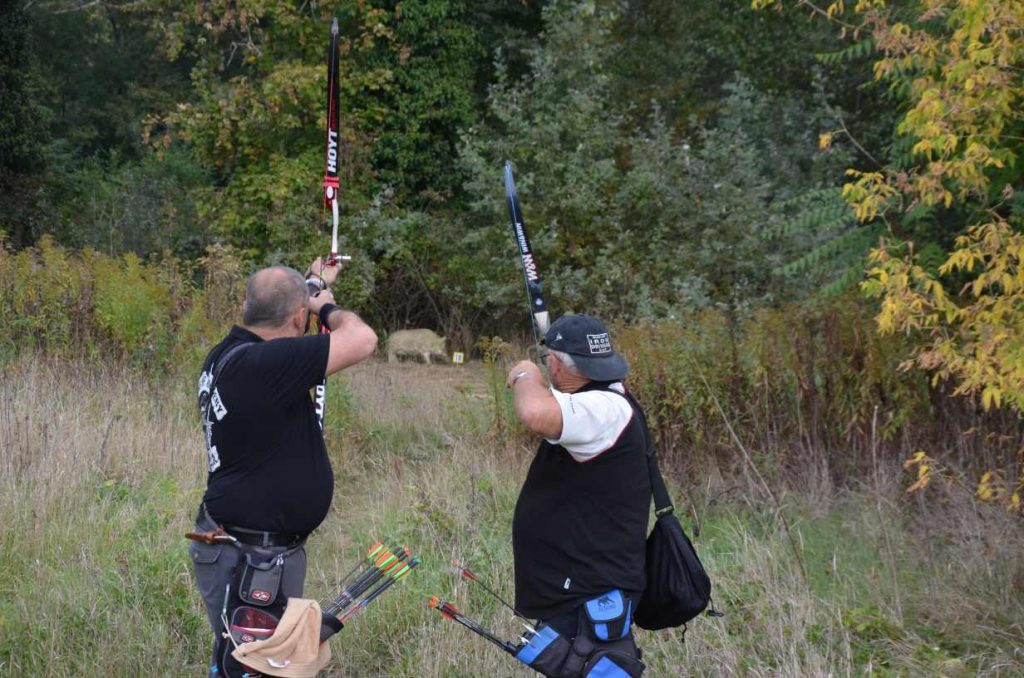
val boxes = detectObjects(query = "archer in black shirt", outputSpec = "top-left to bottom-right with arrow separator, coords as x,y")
190,260 -> 377,674
200,325 -> 334,535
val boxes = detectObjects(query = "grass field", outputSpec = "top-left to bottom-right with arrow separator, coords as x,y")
1,355 -> 1022,676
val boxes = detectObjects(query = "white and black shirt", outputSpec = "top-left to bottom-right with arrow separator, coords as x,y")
546,382 -> 633,462
513,381 -> 652,620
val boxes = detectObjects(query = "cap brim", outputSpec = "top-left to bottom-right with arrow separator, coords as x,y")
571,352 -> 629,381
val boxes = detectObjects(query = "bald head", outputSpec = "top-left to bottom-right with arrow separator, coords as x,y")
242,266 -> 308,328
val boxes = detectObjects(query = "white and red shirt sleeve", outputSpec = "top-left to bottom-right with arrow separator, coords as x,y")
544,383 -> 634,462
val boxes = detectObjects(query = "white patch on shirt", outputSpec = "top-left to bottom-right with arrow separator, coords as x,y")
546,383 -> 633,462
207,444 -> 221,472
198,370 -> 212,397
563,577 -> 572,590
210,388 -> 228,420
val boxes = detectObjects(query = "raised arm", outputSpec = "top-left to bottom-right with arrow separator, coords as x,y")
309,291 -> 378,376
507,360 -> 563,439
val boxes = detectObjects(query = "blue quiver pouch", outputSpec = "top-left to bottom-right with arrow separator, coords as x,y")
515,625 -> 572,676
584,589 -> 631,641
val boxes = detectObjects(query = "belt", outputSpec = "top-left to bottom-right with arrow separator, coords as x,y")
223,524 -> 305,548
199,502 -> 305,548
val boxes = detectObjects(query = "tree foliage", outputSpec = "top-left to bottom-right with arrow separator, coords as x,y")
458,2 -> 847,328
4,0 -> 1020,505
762,1 -> 1024,412
1,0 -> 200,252
0,2 -> 50,173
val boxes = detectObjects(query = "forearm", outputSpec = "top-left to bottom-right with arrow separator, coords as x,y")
322,308 -> 378,375
320,306 -> 354,331
512,377 -> 563,439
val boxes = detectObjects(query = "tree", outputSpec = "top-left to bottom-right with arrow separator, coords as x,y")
754,1 -> 1024,410
0,1 -> 50,173
459,2 -> 843,325
0,1 -> 52,246
363,0 -> 486,205
853,2 -> 1023,411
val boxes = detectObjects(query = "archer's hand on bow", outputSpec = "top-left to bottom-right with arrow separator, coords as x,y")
309,256 -> 342,287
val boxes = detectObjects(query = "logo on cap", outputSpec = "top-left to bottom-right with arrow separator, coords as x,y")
586,333 -> 612,354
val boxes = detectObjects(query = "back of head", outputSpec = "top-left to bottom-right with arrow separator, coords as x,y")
242,266 -> 307,328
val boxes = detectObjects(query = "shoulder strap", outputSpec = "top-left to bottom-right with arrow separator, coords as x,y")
200,342 -> 252,420
597,385 -> 675,517
211,342 -> 251,391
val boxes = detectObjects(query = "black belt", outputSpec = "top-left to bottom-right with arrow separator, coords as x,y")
224,525 -> 305,548
199,503 -> 305,548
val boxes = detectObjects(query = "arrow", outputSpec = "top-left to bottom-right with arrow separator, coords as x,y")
428,596 -> 519,655
450,560 -> 532,630
337,556 -> 420,623
323,542 -> 410,616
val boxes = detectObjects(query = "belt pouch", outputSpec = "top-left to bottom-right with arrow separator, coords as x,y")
238,553 -> 284,607
583,589 -> 631,641
563,635 -> 645,677
573,590 -> 644,677
514,624 -> 573,677
219,605 -> 282,678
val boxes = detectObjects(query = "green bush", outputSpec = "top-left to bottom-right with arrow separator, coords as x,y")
0,238 -> 240,369
92,254 -> 170,355
616,297 -> 1004,484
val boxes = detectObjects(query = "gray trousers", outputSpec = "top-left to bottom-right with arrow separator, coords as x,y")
189,507 -> 308,670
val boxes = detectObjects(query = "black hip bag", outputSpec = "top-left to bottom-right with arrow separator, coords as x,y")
218,542 -> 306,678
236,544 -> 302,608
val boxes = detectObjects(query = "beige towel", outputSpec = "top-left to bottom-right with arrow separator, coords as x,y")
232,598 -> 332,677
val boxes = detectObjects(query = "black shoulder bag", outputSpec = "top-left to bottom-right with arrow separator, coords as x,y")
624,393 -> 714,631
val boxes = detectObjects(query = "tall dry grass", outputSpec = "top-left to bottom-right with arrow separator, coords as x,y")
1,354 -> 1022,676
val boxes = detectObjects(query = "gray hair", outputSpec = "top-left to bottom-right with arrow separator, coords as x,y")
548,349 -> 576,369
242,266 -> 308,327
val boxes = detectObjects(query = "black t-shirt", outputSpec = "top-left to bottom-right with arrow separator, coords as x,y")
198,326 -> 332,535
512,382 -> 651,620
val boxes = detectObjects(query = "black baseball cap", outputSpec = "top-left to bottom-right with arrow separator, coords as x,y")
542,314 -> 629,381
